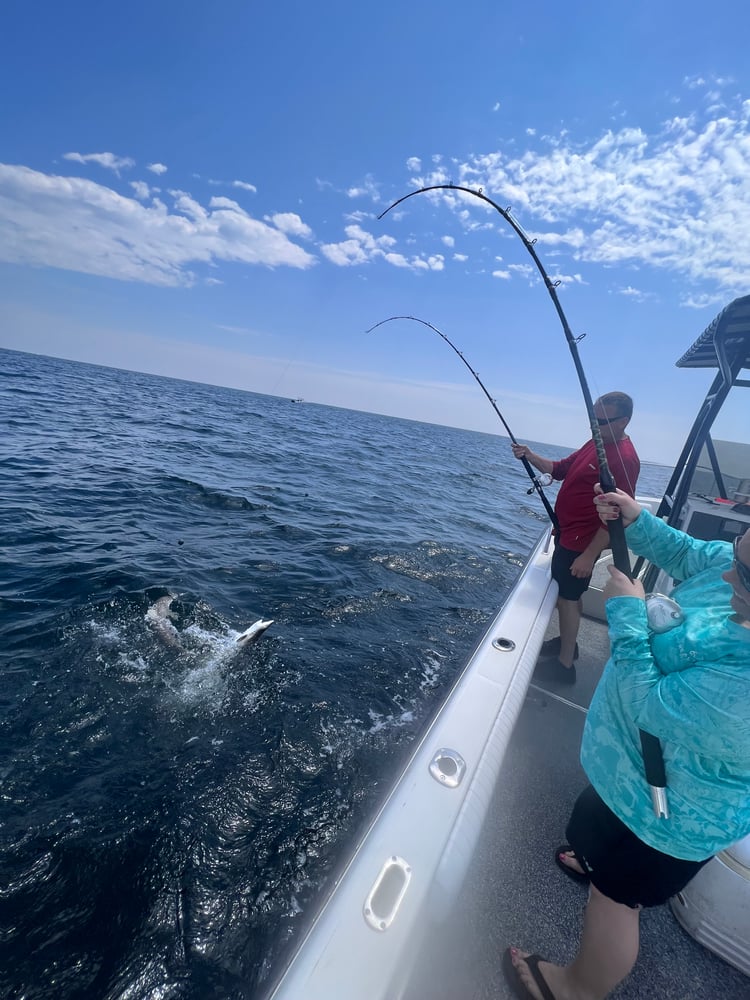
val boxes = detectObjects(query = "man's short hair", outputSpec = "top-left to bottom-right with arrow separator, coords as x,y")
599,391 -> 633,420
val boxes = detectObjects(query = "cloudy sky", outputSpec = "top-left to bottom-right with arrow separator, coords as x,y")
2,0 -> 750,463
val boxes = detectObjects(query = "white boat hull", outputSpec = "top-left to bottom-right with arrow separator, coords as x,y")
268,527 -> 557,999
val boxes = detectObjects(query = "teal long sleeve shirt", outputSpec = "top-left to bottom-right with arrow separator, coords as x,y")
580,509 -> 750,861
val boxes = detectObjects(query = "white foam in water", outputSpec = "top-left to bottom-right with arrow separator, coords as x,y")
419,651 -> 443,691
116,651 -> 150,676
170,620 -> 267,708
87,620 -> 124,644
176,652 -> 229,706
367,707 -> 415,733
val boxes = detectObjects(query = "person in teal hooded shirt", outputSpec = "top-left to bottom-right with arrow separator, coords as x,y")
504,488 -> 750,1000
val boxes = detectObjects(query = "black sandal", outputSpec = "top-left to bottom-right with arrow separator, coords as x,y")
554,843 -> 590,884
502,948 -> 558,1000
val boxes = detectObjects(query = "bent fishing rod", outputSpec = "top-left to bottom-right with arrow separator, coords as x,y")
378,183 -> 668,820
366,315 -> 559,531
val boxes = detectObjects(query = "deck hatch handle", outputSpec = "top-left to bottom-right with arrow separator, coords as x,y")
428,748 -> 466,788
363,855 -> 412,931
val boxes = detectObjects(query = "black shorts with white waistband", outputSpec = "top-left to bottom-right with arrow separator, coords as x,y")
551,541 -> 592,601
565,785 -> 711,908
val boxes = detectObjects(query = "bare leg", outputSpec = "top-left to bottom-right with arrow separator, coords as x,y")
556,597 -> 581,668
567,884 -> 640,996
511,884 -> 640,1000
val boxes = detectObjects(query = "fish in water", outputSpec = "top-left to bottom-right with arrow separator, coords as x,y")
146,596 -> 273,650
146,595 -> 182,647
235,618 -> 274,646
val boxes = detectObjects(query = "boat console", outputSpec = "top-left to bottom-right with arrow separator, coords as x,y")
647,491 -> 750,596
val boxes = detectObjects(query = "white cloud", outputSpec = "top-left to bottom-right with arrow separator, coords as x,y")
441,235 -> 455,247
508,262 -> 534,277
321,224 -> 443,271
0,163 -> 316,286
406,157 -> 421,172
681,292 -> 724,310
320,238 -> 370,267
618,285 -> 649,300
215,323 -> 258,334
130,180 -> 152,200
63,151 -> 134,173
268,212 -> 313,239
492,269 -> 511,279
147,162 -> 168,175
550,272 -> 585,286
395,89 -> 750,294
232,179 -> 257,192
453,253 -> 468,262
346,174 -> 380,201
343,209 -> 373,223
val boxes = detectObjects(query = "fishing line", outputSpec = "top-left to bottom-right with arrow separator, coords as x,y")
378,183 -> 668,819
366,314 -> 559,530
586,371 -> 640,498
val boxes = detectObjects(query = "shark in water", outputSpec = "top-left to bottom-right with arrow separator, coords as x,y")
146,595 -> 274,650
234,618 -> 274,645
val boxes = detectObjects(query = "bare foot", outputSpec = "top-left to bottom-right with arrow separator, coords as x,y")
558,849 -> 586,876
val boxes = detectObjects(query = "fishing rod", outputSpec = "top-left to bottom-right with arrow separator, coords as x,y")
378,183 -> 668,820
366,314 -> 559,530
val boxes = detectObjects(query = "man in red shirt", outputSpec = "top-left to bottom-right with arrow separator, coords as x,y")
511,391 -> 640,684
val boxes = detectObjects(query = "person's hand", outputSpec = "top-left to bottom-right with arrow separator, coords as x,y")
571,553 -> 597,578
511,443 -> 530,460
594,486 -> 642,527
603,565 -> 645,601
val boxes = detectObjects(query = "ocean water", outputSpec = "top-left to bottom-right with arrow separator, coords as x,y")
0,349 -> 671,999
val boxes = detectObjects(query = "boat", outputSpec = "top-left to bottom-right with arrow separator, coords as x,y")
263,297 -> 750,999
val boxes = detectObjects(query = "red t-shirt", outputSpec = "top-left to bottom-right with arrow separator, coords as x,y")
551,437 -> 640,551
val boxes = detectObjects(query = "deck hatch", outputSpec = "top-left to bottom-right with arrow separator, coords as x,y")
363,855 -> 412,931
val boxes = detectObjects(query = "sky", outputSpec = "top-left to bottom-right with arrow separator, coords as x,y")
2,0 -> 750,465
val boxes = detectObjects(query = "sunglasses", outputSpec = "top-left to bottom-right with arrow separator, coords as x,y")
596,416 -> 623,426
733,535 -> 750,592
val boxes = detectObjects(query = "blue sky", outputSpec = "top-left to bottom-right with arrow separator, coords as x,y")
2,0 -> 750,464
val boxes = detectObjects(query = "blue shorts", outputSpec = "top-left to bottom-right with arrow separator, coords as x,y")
566,785 -> 711,907
551,542 -> 592,601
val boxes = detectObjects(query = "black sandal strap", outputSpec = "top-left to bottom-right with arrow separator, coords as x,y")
524,954 -> 558,1000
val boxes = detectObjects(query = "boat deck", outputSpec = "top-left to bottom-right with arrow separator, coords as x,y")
401,613 -> 749,1000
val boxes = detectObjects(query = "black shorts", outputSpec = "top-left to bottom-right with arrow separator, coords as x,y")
566,785 -> 711,908
551,541 -> 592,601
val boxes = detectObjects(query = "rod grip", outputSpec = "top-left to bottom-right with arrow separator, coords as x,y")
607,517 -> 632,578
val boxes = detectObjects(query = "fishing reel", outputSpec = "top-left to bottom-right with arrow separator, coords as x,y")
645,593 -> 684,634
527,473 -> 553,494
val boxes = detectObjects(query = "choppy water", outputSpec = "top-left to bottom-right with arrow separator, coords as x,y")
0,348 -> 670,999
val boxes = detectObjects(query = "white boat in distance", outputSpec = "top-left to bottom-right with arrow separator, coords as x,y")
264,297 -> 750,1000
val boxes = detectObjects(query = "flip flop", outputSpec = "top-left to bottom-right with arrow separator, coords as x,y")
554,842 -> 590,884
502,948 -> 557,1000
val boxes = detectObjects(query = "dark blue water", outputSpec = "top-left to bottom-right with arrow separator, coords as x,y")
0,349 -> 671,999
